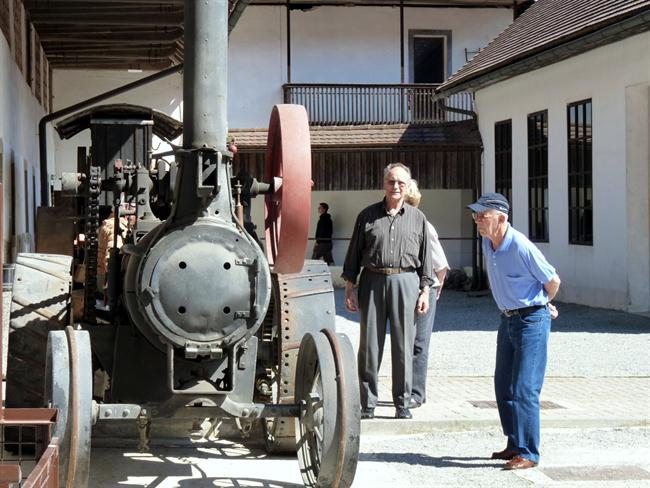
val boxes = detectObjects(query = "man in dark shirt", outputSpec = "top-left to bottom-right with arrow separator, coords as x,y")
343,163 -> 433,420
312,202 -> 334,265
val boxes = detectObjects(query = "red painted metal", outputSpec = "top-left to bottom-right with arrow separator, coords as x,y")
0,181 -> 59,487
264,104 -> 312,274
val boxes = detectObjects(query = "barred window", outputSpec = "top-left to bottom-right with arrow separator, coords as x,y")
527,110 -> 548,242
494,119 -> 512,222
567,99 -> 593,245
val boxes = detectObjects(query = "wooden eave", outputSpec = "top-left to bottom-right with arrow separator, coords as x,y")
21,0 -> 526,71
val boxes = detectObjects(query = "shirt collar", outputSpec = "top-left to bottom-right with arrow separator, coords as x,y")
496,224 -> 513,252
382,198 -> 406,215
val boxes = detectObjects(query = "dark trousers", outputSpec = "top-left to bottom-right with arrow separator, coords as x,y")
312,242 -> 334,265
411,288 -> 437,404
494,307 -> 551,463
357,269 -> 419,409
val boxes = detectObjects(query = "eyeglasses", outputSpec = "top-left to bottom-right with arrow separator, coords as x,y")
472,212 -> 496,222
385,179 -> 408,188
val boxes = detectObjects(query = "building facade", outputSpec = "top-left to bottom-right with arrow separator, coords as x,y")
438,0 -> 650,312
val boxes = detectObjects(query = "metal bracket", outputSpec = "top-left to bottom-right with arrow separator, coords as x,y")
196,150 -> 221,197
95,403 -> 143,422
184,342 -> 223,359
168,344 -> 235,395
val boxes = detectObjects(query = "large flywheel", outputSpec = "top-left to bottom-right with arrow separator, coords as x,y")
45,327 -> 93,488
264,104 -> 312,274
295,329 -> 361,488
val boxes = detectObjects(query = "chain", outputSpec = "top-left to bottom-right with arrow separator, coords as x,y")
83,165 -> 101,324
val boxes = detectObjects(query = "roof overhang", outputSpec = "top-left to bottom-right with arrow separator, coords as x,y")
437,9 -> 650,96
22,0 -> 523,71
55,104 -> 183,141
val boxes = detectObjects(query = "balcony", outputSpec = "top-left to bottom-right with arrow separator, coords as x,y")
282,83 -> 474,126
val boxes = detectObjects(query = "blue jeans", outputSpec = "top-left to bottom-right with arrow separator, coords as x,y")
494,307 -> 551,463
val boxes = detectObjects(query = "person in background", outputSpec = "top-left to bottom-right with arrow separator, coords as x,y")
468,192 -> 560,470
403,181 -> 449,409
312,202 -> 334,265
97,203 -> 134,304
343,163 -> 433,420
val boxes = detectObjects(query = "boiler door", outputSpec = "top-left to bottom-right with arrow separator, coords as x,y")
136,222 -> 271,349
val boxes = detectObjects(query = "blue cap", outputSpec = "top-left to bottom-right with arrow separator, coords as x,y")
467,192 -> 509,214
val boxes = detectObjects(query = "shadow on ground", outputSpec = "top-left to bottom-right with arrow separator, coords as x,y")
359,451 -> 500,469
334,288 -> 650,334
91,442 -> 302,487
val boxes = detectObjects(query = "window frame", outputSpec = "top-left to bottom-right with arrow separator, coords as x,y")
567,99 -> 593,246
494,119 -> 513,223
408,29 -> 452,84
527,110 -> 549,242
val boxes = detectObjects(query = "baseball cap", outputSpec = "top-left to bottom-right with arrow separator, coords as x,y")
467,192 -> 510,214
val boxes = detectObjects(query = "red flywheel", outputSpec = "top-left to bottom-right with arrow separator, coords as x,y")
264,105 -> 312,274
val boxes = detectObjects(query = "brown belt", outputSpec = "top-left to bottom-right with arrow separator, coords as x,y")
366,266 -> 415,275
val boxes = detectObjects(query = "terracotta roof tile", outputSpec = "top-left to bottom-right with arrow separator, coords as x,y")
438,0 -> 650,92
230,121 -> 481,150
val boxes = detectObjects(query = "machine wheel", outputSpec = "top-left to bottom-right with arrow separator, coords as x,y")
6,253 -> 72,407
264,104 -> 312,274
45,327 -> 93,488
295,329 -> 361,488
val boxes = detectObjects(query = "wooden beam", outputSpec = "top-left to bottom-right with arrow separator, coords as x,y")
47,47 -> 177,58
49,59 -> 173,69
29,12 -> 183,26
39,31 -> 182,43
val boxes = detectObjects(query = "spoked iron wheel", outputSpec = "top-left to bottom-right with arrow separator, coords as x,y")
45,326 -> 93,488
295,329 -> 360,488
263,104 -> 312,274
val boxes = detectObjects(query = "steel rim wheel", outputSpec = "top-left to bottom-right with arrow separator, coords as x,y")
264,104 -> 312,274
295,330 -> 361,488
46,327 -> 93,488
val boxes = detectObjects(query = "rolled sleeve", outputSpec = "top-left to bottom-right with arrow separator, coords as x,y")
418,218 -> 434,289
342,213 -> 364,284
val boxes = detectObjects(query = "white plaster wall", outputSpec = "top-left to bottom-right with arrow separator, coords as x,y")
52,70 -> 183,175
51,5 -> 512,164
230,5 -> 512,125
0,33 -> 50,256
248,189 -> 474,270
475,33 -> 650,311
625,83 -> 650,313
228,6 -> 286,128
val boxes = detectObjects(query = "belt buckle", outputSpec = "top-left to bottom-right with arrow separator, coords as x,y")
503,309 -> 514,317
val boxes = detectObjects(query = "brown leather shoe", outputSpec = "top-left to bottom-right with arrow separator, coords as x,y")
504,456 -> 537,470
491,448 -> 518,460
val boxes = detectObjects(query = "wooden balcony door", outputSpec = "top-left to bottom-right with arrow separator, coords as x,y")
409,30 -> 451,122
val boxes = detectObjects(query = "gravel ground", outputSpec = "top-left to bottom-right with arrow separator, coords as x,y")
334,289 -> 650,378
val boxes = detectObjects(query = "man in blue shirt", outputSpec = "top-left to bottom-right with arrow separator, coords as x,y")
468,193 -> 560,470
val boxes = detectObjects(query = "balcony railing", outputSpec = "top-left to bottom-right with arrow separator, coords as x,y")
282,83 -> 474,126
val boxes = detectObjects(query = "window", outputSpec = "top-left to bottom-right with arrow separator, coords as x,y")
567,99 -> 593,245
409,30 -> 451,84
527,110 -> 548,242
494,120 -> 512,222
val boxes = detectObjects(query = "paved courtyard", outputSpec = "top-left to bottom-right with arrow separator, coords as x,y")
87,288 -> 650,487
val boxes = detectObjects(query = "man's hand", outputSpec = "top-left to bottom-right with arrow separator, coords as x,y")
416,290 -> 429,315
345,283 -> 359,313
548,302 -> 558,320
